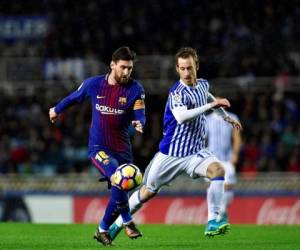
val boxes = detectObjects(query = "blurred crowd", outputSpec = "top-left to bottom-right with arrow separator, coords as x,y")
0,87 -> 300,176
1,0 -> 300,78
0,0 -> 300,175
236,91 -> 300,175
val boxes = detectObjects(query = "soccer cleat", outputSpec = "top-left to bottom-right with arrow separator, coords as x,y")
204,219 -> 220,237
124,221 -> 142,239
108,222 -> 123,240
93,229 -> 113,246
217,214 -> 230,235
205,218 -> 231,237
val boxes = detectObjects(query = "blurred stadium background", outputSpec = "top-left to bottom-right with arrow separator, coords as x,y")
0,0 -> 299,224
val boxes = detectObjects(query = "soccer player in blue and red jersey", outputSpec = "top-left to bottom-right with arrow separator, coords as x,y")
49,47 -> 145,246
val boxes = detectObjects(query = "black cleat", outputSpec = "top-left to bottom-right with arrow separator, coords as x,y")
124,221 -> 142,239
93,229 -> 113,246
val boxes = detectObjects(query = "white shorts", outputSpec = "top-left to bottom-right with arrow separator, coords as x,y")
223,161 -> 236,185
143,149 -> 221,193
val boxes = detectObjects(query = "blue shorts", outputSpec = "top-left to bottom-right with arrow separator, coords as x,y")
90,149 -> 132,178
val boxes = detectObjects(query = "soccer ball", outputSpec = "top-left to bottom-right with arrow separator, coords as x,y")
113,163 -> 143,191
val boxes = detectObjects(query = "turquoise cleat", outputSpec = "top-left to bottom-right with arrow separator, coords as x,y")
204,219 -> 220,237
217,213 -> 230,235
108,222 -> 123,240
205,218 -> 230,237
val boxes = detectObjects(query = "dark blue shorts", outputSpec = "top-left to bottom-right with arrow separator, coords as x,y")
90,150 -> 132,178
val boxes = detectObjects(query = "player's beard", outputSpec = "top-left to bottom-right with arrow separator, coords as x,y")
115,74 -> 130,85
184,76 -> 196,86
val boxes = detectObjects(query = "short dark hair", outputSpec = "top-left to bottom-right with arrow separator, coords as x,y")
175,47 -> 199,68
112,46 -> 136,62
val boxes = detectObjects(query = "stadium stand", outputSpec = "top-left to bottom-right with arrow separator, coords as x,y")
0,0 -> 300,176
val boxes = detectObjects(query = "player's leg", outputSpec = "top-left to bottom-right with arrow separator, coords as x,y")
109,153 -> 166,240
220,162 -> 236,221
96,180 -> 142,242
94,185 -> 141,244
115,185 -> 156,226
93,197 -> 118,246
206,161 -> 225,222
109,185 -> 156,239
191,151 -> 229,236
90,151 -> 116,245
205,161 -> 230,236
109,152 -> 182,240
121,153 -> 163,220
91,151 -> 141,245
109,153 -> 162,240
111,184 -> 142,239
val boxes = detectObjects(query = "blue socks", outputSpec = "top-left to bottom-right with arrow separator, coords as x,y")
99,186 -> 132,231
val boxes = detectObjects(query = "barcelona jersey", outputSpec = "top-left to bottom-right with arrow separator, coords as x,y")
54,74 -> 145,162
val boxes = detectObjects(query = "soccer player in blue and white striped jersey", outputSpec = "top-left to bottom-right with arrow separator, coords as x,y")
206,111 -> 242,222
108,47 -> 242,239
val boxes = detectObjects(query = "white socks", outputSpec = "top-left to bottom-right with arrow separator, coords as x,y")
115,190 -> 143,227
207,179 -> 224,221
220,190 -> 234,216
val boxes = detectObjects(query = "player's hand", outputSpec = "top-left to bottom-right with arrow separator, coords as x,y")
213,98 -> 231,109
49,107 -> 58,123
224,116 -> 243,131
132,120 -> 143,133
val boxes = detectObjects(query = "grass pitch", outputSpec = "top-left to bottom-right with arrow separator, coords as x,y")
0,223 -> 299,250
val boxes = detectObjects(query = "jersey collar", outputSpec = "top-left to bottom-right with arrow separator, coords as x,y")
179,79 -> 199,89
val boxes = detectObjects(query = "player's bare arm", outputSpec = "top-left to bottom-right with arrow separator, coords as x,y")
208,92 -> 231,110
211,98 -> 231,109
49,107 -> 58,123
224,116 -> 243,131
231,129 -> 242,164
207,92 -> 242,130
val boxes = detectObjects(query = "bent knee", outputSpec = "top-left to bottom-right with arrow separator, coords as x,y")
224,183 -> 235,190
140,185 -> 157,202
206,162 -> 225,179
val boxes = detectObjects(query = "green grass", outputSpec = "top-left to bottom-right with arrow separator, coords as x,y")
0,223 -> 299,250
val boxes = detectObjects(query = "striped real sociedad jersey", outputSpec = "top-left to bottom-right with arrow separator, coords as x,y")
206,112 -> 239,162
54,74 -> 145,162
159,78 -> 209,157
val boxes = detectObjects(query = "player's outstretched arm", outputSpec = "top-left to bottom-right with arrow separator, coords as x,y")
49,107 -> 58,123
207,92 -> 230,117
224,116 -> 243,131
51,80 -> 89,121
208,92 -> 242,131
172,97 -> 230,124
